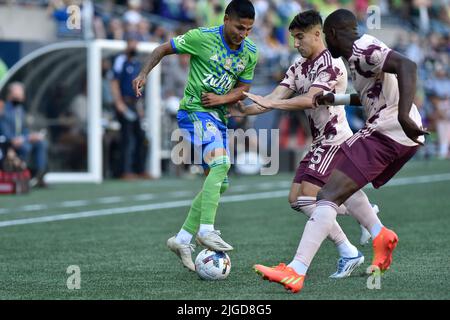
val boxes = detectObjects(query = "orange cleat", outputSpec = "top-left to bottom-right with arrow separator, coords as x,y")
254,263 -> 305,293
371,227 -> 399,273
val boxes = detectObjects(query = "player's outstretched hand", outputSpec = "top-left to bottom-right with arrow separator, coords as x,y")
132,74 -> 146,98
398,116 -> 430,146
243,92 -> 272,109
313,91 -> 334,108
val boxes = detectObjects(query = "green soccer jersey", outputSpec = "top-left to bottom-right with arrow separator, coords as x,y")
170,25 -> 258,123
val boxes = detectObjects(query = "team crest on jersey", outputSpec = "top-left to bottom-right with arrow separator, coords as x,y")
224,58 -> 232,70
318,71 -> 331,83
237,61 -> 246,72
210,54 -> 219,62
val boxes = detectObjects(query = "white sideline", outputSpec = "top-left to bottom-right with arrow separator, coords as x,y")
0,182 -> 290,215
0,173 -> 449,228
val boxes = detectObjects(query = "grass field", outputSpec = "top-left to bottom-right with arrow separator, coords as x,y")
0,159 -> 449,300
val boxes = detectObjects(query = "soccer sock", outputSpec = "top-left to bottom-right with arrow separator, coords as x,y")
294,196 -> 347,215
336,240 -> 358,258
198,224 -> 214,237
336,204 -> 348,215
344,190 -> 384,238
200,156 -> 231,225
288,259 -> 309,276
296,197 -> 349,248
175,228 -> 193,244
181,191 -> 202,236
293,200 -> 338,268
181,176 -> 229,236
369,223 -> 383,239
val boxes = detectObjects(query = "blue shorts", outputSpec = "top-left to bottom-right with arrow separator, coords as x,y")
177,110 -> 229,169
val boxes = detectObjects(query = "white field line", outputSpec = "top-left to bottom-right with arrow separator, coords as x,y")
0,181 -> 291,215
0,173 -> 449,228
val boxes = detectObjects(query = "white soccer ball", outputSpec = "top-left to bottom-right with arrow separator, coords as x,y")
195,249 -> 231,280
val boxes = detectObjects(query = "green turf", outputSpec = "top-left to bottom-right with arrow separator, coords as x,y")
0,159 -> 449,299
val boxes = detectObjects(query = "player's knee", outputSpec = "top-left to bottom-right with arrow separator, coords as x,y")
317,188 -> 333,202
317,188 -> 345,206
288,194 -> 298,205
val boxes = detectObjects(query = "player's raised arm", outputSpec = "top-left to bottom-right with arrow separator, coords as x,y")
228,85 -> 295,116
244,86 -> 323,111
133,42 -> 175,97
382,51 -> 429,145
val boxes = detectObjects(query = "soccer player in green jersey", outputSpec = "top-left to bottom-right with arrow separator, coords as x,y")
132,0 -> 258,271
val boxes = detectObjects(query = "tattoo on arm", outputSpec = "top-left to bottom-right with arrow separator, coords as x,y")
141,48 -> 165,76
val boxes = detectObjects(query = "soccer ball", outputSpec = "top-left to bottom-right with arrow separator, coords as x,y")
195,249 -> 231,280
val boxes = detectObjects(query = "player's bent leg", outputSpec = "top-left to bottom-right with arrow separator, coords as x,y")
289,181 -> 363,278
181,191 -> 203,238
169,191 -> 203,272
196,148 -> 233,251
317,170 -> 361,205
358,204 -> 380,245
288,171 -> 360,278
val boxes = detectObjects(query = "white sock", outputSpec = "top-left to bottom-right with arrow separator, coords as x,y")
370,223 -> 383,238
288,259 -> 308,276
198,224 -> 214,237
336,239 -> 359,258
175,229 -> 193,244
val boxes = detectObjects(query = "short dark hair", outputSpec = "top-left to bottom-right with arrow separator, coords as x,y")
323,9 -> 357,30
225,0 -> 255,20
289,10 -> 322,32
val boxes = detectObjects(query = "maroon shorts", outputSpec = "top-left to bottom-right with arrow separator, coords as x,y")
293,144 -> 344,187
337,129 -> 419,189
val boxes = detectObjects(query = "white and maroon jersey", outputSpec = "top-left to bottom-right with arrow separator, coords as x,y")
348,34 -> 424,146
280,49 -> 353,146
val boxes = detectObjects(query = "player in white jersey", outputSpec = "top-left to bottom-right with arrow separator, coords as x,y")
225,10 -> 380,284
254,9 -> 428,294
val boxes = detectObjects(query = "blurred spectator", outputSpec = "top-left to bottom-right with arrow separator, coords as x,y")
102,58 -> 122,178
57,80 -> 88,171
405,33 -> 425,66
0,82 -> 48,187
47,0 -> 82,38
123,0 -> 143,25
162,54 -> 190,99
137,19 -> 152,41
110,35 -> 149,179
425,64 -> 450,159
106,17 -> 125,40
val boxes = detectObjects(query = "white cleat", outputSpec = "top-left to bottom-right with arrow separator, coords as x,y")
329,251 -> 365,279
195,230 -> 233,252
167,236 -> 196,272
360,204 -> 380,246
